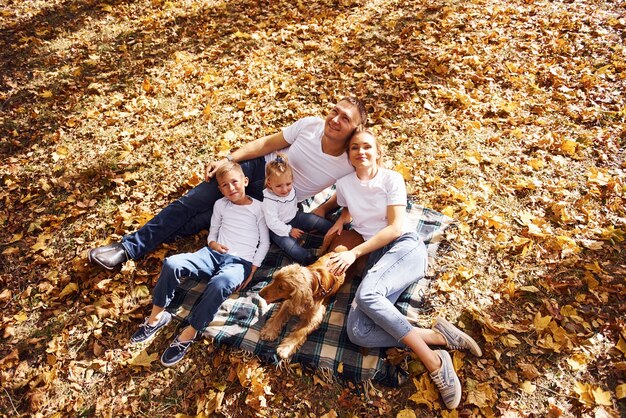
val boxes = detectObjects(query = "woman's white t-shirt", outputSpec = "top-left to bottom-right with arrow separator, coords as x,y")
335,169 -> 408,241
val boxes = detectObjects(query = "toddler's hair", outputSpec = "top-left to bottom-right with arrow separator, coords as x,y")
215,161 -> 245,181
265,153 -> 292,181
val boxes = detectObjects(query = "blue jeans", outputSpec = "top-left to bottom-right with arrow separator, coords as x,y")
346,232 -> 427,348
152,246 -> 252,331
270,211 -> 333,265
121,157 -> 266,259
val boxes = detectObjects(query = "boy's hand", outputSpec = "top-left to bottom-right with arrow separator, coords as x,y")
289,228 -> 304,239
209,241 -> 229,253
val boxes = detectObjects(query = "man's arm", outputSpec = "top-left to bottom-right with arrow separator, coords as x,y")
205,131 -> 290,180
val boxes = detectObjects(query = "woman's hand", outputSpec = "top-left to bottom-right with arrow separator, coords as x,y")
328,250 -> 356,275
289,228 -> 304,239
209,241 -> 229,253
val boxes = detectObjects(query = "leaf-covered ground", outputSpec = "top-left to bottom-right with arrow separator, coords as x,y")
1,0 -> 625,416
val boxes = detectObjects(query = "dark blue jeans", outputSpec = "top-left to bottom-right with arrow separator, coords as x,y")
152,247 -> 252,331
121,157 -> 266,259
270,211 -> 332,265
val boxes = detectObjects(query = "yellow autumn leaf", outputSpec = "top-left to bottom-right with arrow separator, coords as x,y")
560,139 -> 578,156
128,349 -> 158,368
233,31 -> 251,39
520,381 -> 536,394
142,78 -> 153,94
616,336 -> 626,356
392,67 -> 404,77
528,158 -> 544,170
14,311 -> 28,323
500,334 -> 521,348
394,162 -> 412,181
396,409 -> 416,418
40,90 -> 53,98
574,381 -> 594,405
466,380 -> 497,408
32,233 -> 52,251
1,247 -> 19,255
616,383 -> 626,399
130,285 -> 150,299
464,150 -> 483,165
566,353 -> 588,371
591,386 -> 613,406
58,282 -> 78,299
533,312 -> 552,332
408,375 -> 439,408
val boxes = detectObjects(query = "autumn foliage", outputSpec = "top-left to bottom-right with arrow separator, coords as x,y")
0,0 -> 624,416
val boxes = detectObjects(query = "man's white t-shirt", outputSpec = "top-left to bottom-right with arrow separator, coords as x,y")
207,197 -> 270,267
265,117 -> 354,202
262,188 -> 297,237
335,169 -> 408,241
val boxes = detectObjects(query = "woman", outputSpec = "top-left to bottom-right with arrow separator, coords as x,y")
325,130 -> 482,410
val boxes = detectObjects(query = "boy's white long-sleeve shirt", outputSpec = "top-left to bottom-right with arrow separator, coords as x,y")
261,188 -> 298,237
207,197 -> 270,267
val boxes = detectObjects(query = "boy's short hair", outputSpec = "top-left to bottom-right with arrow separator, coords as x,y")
215,161 -> 245,182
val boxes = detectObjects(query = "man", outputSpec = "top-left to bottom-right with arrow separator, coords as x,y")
88,97 -> 367,270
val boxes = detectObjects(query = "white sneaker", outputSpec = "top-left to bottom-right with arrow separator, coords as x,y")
430,350 -> 462,409
433,317 -> 482,357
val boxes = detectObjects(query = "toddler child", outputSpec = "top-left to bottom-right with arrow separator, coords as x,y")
262,154 -> 332,265
129,161 -> 270,367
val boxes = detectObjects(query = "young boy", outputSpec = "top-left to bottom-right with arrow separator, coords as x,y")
130,162 -> 270,367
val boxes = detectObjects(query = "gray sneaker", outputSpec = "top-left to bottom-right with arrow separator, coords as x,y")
430,350 -> 462,409
433,317 -> 482,357
130,312 -> 172,343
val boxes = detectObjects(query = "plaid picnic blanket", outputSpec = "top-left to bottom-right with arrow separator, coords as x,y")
167,197 -> 454,386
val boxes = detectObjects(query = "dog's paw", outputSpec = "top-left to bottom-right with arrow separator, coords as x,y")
259,326 -> 280,341
276,343 -> 295,359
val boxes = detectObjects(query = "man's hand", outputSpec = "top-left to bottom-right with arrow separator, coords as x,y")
208,241 -> 229,253
205,158 -> 229,182
289,228 -> 304,239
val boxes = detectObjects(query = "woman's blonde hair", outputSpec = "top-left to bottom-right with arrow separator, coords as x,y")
265,153 -> 292,183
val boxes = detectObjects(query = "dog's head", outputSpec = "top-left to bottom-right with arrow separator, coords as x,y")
259,264 -> 311,305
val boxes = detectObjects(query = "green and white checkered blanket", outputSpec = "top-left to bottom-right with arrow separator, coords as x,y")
167,197 -> 453,386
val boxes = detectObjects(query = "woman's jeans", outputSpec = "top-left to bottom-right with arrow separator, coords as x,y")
121,157 -> 266,259
152,246 -> 252,331
346,232 -> 428,348
270,212 -> 333,265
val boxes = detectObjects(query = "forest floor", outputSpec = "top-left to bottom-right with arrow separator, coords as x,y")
0,0 -> 625,416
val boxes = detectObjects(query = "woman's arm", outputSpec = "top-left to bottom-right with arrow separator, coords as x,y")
205,131 -> 289,180
328,205 -> 405,275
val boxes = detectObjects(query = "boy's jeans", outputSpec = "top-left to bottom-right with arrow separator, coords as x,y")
121,157 -> 267,260
152,246 -> 252,331
346,232 -> 428,348
270,212 -> 333,265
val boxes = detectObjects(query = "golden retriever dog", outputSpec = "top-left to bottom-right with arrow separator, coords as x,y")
259,229 -> 366,359
259,250 -> 347,359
